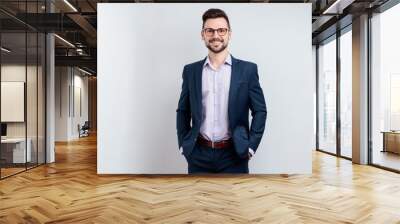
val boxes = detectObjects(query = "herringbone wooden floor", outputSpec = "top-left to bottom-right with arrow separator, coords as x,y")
1,134 -> 400,224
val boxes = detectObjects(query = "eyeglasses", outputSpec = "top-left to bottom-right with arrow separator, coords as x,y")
202,28 -> 229,37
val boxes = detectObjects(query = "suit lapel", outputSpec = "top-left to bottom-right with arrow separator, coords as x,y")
195,57 -> 207,121
228,55 -> 240,130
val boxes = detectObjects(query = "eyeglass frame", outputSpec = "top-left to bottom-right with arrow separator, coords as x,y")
202,27 -> 231,37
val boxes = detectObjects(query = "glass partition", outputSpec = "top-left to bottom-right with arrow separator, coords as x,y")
317,36 -> 337,155
0,31 -> 28,177
0,1 -> 46,179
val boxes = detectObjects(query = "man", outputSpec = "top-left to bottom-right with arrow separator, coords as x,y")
176,8 -> 267,174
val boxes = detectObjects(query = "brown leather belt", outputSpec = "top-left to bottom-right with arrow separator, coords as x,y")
196,135 -> 233,149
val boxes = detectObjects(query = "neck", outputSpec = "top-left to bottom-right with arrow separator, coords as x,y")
208,49 -> 229,67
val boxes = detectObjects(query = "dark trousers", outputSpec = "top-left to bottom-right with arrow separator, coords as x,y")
184,142 -> 249,174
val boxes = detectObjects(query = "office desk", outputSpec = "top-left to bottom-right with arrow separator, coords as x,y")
1,138 -> 32,163
381,131 -> 400,154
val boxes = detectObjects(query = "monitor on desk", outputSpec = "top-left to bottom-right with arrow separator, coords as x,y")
1,123 -> 7,138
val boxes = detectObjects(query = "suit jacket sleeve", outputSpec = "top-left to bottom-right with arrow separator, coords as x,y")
248,64 -> 267,152
176,65 -> 192,149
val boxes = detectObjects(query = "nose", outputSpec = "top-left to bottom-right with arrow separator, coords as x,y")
212,30 -> 219,38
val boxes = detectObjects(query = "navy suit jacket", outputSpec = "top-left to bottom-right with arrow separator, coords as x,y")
176,55 -> 267,159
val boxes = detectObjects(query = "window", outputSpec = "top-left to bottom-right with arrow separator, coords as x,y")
370,3 -> 400,171
340,29 -> 352,158
318,36 -> 337,154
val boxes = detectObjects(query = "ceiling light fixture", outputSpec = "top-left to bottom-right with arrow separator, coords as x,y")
1,47 -> 11,53
63,0 -> 78,12
78,67 -> 93,76
322,0 -> 354,14
54,34 -> 75,48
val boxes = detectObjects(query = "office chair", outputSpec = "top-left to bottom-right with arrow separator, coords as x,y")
79,121 -> 90,138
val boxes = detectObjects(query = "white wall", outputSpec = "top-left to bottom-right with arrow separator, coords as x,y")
55,66 -> 69,141
72,72 -> 89,138
55,67 -> 89,141
98,3 -> 313,174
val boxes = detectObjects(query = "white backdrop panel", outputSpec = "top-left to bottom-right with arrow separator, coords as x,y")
98,3 -> 313,174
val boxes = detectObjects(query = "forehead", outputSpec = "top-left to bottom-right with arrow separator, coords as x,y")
203,17 -> 229,28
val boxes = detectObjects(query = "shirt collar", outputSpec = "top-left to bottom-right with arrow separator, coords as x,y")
203,53 -> 232,68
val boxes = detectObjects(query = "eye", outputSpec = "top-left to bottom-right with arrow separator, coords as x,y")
217,28 -> 227,35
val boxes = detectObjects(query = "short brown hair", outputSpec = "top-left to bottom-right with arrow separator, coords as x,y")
202,8 -> 230,29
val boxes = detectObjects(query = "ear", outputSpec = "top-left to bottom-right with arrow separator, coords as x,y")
201,30 -> 205,40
